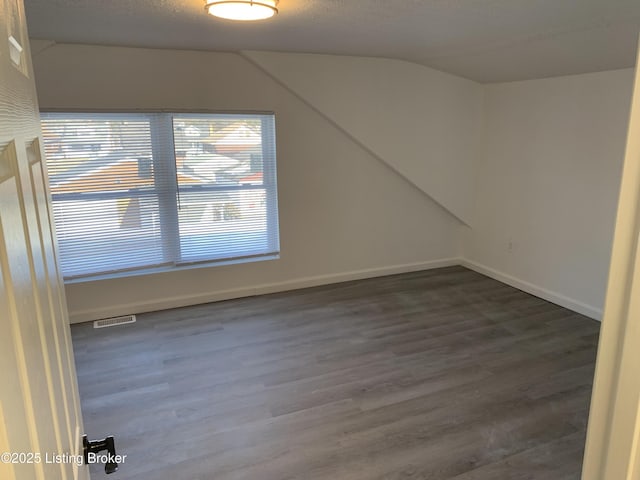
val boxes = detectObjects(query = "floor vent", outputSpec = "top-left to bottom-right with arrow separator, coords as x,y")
93,315 -> 136,329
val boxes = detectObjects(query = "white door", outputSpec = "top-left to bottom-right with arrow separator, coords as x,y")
0,1 -> 89,480
582,38 -> 640,479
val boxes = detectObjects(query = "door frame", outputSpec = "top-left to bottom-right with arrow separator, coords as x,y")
582,36 -> 640,479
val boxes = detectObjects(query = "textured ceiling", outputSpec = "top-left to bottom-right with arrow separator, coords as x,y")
23,0 -> 640,83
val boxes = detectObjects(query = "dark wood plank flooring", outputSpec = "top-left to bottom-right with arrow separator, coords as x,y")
71,266 -> 600,479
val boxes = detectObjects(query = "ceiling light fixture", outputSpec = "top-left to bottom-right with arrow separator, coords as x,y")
205,0 -> 278,21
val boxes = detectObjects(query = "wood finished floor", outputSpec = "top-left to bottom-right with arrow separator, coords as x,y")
71,266 -> 600,480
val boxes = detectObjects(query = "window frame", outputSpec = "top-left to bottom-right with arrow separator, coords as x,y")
41,110 -> 281,282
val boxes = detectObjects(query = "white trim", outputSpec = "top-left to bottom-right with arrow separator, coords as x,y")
582,35 -> 640,480
68,258 -> 460,323
460,259 -> 603,321
73,425 -> 82,480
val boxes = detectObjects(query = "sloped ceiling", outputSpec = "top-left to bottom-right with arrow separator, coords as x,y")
23,0 -> 640,83
244,51 -> 483,224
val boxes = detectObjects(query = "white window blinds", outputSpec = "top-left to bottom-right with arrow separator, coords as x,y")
41,112 -> 279,280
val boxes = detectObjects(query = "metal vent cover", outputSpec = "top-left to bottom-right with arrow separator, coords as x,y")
93,315 -> 136,329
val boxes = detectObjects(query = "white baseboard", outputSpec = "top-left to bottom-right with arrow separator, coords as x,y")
460,259 -> 603,321
69,257 -> 604,323
68,258 -> 460,323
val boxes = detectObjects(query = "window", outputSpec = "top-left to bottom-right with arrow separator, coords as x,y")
40,112 -> 279,280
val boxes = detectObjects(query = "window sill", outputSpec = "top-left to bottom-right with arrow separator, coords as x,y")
63,253 -> 280,285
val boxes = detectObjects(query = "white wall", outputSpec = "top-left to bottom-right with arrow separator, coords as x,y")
30,43 -> 477,322
244,51 -> 483,225
464,69 -> 634,319
30,42 -> 634,323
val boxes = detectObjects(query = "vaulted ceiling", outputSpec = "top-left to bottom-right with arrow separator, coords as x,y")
23,0 -> 640,83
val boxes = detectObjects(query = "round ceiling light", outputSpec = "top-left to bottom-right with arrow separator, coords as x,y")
205,0 -> 278,21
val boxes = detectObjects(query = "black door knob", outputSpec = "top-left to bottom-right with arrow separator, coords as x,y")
82,435 -> 119,474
